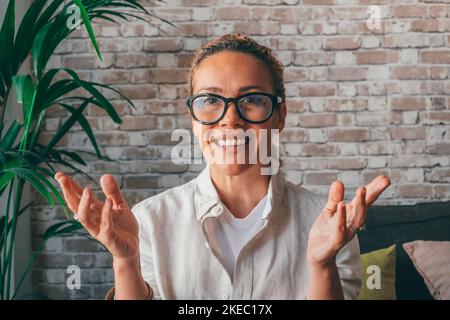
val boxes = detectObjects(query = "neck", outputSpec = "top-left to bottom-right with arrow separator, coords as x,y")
210,165 -> 270,219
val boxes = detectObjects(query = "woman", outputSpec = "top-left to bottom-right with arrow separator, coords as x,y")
55,34 -> 391,300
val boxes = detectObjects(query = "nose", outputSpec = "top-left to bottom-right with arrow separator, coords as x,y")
219,100 -> 245,128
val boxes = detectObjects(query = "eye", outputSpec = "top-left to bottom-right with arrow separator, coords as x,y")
193,96 -> 221,108
241,95 -> 263,105
205,97 -> 220,104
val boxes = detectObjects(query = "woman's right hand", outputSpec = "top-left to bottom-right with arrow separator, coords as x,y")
55,172 -> 139,261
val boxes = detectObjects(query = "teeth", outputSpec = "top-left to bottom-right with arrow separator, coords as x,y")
216,138 -> 246,146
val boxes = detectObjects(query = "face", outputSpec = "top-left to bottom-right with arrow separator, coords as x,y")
190,51 -> 287,176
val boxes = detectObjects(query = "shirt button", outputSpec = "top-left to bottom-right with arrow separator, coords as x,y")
204,242 -> 210,249
223,294 -> 229,299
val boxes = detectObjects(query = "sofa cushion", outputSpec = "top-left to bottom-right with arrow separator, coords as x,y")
403,240 -> 450,300
358,200 -> 450,300
358,244 -> 396,300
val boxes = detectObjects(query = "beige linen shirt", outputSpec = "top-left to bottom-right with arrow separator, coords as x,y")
121,165 -> 361,300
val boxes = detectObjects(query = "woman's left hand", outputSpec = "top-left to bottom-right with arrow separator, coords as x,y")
307,175 -> 391,268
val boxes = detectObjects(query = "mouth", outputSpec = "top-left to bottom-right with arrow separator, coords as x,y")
209,136 -> 250,148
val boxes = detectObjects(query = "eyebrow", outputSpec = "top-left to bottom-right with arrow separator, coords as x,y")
196,85 -> 266,93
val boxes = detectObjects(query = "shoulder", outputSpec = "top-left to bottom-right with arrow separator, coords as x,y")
283,178 -> 327,208
131,177 -> 197,221
280,176 -> 327,224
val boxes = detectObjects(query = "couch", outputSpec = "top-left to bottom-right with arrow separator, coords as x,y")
358,200 -> 450,299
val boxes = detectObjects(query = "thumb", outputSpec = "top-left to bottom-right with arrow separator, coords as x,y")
100,174 -> 126,207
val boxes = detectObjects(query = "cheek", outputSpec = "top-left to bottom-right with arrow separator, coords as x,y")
192,121 -> 201,138
250,121 -> 275,135
192,122 -> 212,141
270,112 -> 284,130
192,122 -> 217,151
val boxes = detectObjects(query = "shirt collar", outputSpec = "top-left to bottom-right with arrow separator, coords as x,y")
194,164 -> 285,222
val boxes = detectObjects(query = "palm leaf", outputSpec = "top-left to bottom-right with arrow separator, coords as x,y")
41,99 -> 91,158
62,69 -> 122,123
0,200 -> 35,249
11,219 -> 83,300
57,150 -> 87,166
43,220 -> 84,240
0,120 -> 22,151
58,102 -> 102,157
34,0 -> 66,32
0,171 -> 14,195
5,167 -> 55,206
74,0 -> 103,63
0,0 -> 15,90
12,0 -> 48,74
12,75 -> 35,126
0,69 -> 6,99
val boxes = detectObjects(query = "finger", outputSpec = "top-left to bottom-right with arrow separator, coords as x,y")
364,175 -> 391,206
56,172 -> 103,208
100,174 -> 126,207
333,201 -> 347,246
57,176 -> 82,213
324,181 -> 345,215
100,198 -> 113,233
77,188 -> 98,236
55,171 -> 71,183
349,186 -> 367,228
90,203 -> 102,225
55,172 -> 83,194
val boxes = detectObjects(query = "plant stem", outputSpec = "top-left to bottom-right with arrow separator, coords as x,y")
4,178 -> 24,300
1,180 -> 14,300
28,111 -> 45,156
11,240 -> 45,300
0,86 -> 12,139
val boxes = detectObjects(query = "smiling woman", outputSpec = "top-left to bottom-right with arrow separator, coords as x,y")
55,33 -> 391,300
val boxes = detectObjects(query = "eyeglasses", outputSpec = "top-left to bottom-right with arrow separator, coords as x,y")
186,92 -> 282,125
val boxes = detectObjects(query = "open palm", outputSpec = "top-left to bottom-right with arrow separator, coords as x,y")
55,172 -> 139,260
307,176 -> 391,266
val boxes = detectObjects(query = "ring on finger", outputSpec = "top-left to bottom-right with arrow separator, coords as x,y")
346,222 -> 366,233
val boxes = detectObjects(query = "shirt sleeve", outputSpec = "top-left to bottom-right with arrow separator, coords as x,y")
336,234 -> 362,300
315,194 -> 362,300
103,202 -> 161,300
133,202 -> 162,300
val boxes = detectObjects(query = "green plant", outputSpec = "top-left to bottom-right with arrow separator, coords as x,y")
0,0 -> 172,300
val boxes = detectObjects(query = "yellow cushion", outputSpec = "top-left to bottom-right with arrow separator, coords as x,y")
358,244 -> 396,300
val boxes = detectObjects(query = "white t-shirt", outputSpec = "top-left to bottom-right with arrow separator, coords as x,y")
216,194 -> 272,278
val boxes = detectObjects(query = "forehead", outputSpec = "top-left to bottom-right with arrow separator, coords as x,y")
192,51 -> 274,94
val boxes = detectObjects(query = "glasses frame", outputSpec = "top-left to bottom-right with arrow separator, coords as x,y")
186,92 -> 283,125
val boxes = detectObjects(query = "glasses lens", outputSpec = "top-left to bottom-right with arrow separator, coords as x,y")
238,94 -> 273,122
192,96 -> 225,123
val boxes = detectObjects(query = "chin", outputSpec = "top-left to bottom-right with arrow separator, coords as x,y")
203,138 -> 262,176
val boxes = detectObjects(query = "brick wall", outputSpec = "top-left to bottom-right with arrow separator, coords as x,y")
31,0 -> 450,299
